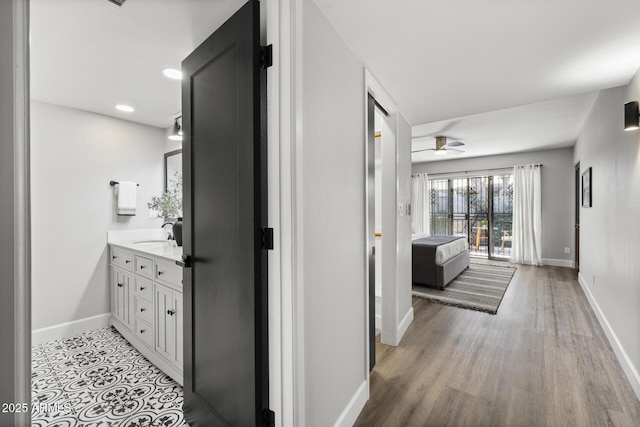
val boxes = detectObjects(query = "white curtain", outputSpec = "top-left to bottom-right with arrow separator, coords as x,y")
411,173 -> 430,235
511,164 -> 542,265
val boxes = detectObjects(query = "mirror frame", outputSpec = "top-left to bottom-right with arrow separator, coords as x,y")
164,148 -> 182,192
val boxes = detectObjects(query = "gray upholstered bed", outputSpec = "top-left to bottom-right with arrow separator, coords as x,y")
412,235 -> 470,290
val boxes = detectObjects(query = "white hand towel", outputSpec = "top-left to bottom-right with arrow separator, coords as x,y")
117,181 -> 137,216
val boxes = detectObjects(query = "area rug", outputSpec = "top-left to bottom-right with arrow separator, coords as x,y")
412,263 -> 516,314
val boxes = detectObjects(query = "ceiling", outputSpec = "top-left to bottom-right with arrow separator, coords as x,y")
314,0 -> 640,162
31,0 -> 640,159
410,92 -> 598,162
30,0 -> 245,128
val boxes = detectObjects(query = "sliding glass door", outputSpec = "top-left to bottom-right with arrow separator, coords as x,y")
451,179 -> 468,238
491,174 -> 513,259
428,173 -> 513,259
429,179 -> 450,235
469,176 -> 490,256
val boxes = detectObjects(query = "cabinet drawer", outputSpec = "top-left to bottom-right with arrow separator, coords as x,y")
134,278 -> 154,302
135,255 -> 154,279
110,247 -> 133,271
134,317 -> 153,348
134,295 -> 153,324
155,258 -> 183,288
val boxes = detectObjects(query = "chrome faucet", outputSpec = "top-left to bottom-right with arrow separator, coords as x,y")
161,221 -> 174,240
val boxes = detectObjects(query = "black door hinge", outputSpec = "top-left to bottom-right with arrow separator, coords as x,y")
261,227 -> 274,250
261,45 -> 273,69
263,409 -> 275,427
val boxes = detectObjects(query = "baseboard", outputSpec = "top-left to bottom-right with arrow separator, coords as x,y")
397,306 -> 414,343
542,258 -> 575,268
578,273 -> 640,401
32,313 -> 110,346
333,380 -> 368,427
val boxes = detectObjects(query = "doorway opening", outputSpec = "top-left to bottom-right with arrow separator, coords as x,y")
28,1 -> 271,425
371,102 -> 385,368
366,92 -> 397,370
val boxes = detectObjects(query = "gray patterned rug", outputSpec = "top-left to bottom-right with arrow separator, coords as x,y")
412,263 -> 516,314
31,326 -> 185,426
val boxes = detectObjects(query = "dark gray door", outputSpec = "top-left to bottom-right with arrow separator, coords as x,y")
182,1 -> 269,425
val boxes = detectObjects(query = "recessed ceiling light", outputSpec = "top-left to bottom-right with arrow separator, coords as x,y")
115,104 -> 135,112
162,68 -> 183,80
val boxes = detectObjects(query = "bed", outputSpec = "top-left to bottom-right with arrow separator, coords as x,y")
412,234 -> 470,290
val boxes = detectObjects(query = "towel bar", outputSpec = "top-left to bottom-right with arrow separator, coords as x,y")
110,180 -> 139,186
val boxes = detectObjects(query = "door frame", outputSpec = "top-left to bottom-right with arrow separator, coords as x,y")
1,0 -> 31,426
8,0 -> 295,425
574,161 -> 580,270
8,0 -> 306,425
265,0 -> 301,426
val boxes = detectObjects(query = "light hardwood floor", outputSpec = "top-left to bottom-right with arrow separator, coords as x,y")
355,263 -> 640,427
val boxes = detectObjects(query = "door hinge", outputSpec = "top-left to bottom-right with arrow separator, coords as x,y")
261,227 -> 274,250
261,44 -> 273,69
264,409 -> 275,427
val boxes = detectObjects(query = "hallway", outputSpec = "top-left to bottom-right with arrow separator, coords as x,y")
356,264 -> 640,426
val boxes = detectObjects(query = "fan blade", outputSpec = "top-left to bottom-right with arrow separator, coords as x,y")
445,141 -> 464,147
447,148 -> 465,155
411,148 -> 435,153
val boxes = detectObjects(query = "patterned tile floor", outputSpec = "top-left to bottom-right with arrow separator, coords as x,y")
32,327 -> 186,426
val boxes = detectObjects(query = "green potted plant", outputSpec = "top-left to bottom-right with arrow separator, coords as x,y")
148,171 -> 183,245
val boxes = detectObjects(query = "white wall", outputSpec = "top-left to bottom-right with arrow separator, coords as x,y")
395,115 -> 413,337
573,74 -> 640,397
31,101 -> 166,332
301,1 -> 367,425
412,147 -> 575,266
380,113 -> 397,344
380,111 -> 413,345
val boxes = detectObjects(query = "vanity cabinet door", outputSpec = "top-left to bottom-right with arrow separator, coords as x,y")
155,283 -> 175,362
155,283 -> 182,367
174,292 -> 183,368
111,267 -> 134,330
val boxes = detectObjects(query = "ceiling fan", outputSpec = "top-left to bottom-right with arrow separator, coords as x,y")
411,135 -> 465,156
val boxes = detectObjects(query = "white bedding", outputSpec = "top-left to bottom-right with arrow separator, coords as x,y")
411,234 -> 469,264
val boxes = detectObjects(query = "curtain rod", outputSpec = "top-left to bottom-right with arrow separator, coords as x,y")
412,164 -> 542,178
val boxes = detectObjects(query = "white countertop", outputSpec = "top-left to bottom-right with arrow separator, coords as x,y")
109,240 -> 184,266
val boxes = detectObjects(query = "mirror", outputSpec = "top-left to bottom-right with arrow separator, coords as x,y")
165,149 -> 182,192
164,149 -> 183,219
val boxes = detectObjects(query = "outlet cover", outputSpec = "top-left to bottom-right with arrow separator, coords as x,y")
564,247 -> 570,254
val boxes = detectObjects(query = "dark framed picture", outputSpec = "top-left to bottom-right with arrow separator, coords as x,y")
582,167 -> 592,208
